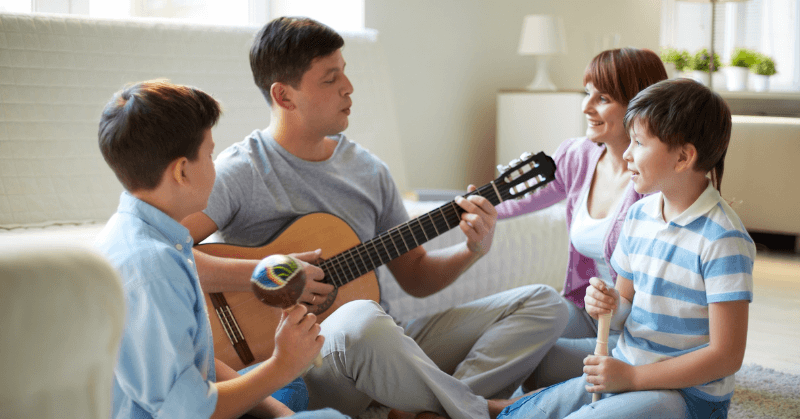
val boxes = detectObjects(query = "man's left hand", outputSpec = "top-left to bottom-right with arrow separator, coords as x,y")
455,184 -> 497,256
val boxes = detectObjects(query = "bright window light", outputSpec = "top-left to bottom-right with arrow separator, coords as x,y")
4,0 -> 365,31
0,0 -> 32,13
271,0 -> 364,32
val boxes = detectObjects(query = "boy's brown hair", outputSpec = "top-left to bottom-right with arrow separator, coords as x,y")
98,80 -> 221,192
624,78 -> 732,192
250,16 -> 344,106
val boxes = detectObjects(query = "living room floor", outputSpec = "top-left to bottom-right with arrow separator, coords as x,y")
743,251 -> 800,375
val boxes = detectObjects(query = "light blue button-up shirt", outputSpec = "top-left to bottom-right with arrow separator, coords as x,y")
95,192 -> 218,419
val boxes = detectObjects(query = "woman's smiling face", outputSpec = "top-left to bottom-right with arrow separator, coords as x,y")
582,82 -> 628,147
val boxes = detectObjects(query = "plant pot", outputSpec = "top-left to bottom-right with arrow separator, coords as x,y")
712,72 -> 725,89
664,62 -> 677,79
690,70 -> 710,86
725,67 -> 749,91
751,74 -> 770,92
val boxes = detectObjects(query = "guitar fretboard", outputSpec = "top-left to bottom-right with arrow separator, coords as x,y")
319,183 -> 506,288
316,150 -> 555,288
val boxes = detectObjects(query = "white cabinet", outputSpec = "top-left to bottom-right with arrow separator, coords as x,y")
496,90 -> 587,166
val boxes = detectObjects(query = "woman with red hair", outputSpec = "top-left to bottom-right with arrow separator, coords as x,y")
496,48 -> 668,392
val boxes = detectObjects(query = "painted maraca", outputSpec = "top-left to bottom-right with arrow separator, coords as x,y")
251,254 -> 322,368
251,254 -> 307,308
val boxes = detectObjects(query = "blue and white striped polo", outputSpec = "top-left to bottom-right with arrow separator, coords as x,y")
610,182 -> 755,402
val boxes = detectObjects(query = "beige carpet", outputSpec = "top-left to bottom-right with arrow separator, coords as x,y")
730,364 -> 800,419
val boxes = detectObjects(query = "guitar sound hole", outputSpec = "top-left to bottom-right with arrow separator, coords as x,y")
313,287 -> 338,315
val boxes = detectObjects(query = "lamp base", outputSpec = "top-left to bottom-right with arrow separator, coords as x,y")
525,56 -> 557,91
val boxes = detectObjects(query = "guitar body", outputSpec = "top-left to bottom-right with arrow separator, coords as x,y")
195,151 -> 556,371
197,213 -> 380,371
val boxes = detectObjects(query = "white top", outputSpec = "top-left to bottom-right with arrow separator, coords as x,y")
570,183 -> 615,285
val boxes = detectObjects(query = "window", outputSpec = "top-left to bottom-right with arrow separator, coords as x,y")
661,0 -> 800,91
0,0 -> 365,31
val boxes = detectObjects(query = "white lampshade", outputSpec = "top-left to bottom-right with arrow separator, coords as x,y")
518,15 -> 567,56
676,0 -> 747,2
518,15 -> 567,90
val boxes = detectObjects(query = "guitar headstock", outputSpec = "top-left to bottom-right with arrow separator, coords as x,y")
494,151 -> 556,201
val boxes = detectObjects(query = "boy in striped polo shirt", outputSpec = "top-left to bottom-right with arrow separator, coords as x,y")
498,79 -> 755,419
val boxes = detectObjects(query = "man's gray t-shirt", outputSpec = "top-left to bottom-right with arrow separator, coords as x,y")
204,130 -> 409,260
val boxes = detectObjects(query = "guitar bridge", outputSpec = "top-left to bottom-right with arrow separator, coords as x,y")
209,292 -> 255,366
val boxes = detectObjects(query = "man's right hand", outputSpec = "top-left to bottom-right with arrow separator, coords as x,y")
290,249 -> 334,310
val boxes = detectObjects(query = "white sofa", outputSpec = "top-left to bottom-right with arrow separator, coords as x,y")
725,115 -> 800,240
0,12 -> 568,325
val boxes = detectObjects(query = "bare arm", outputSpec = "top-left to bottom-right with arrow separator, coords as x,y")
182,211 -> 258,292
181,211 -> 331,304
387,185 -> 497,298
214,359 -> 294,419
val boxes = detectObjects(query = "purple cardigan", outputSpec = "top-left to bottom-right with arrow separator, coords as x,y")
496,137 -> 644,308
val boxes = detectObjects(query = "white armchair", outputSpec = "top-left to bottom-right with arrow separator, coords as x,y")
0,246 -> 125,418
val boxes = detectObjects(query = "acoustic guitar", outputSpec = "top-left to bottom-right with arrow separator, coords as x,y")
196,151 -> 556,370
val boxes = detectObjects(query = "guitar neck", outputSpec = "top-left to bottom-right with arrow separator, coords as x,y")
319,183 -> 506,288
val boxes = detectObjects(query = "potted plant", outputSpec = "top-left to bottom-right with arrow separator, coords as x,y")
750,53 -> 777,92
687,48 -> 721,86
725,48 -> 756,91
660,47 -> 690,79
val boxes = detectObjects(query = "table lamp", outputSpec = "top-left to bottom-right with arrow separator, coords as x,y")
518,14 -> 567,91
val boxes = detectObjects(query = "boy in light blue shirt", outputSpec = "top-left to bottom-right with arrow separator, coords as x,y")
498,79 -> 755,419
95,80 -> 348,419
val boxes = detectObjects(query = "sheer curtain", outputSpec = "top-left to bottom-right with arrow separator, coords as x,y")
661,0 -> 800,91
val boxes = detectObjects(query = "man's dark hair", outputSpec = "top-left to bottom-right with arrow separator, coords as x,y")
624,78 -> 732,192
98,80 -> 221,191
250,16 -> 344,105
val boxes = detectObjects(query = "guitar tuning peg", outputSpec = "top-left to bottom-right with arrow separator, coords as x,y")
496,164 -> 509,173
509,158 -> 521,168
520,151 -> 533,160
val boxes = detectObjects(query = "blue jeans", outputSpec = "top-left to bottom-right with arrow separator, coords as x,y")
498,375 -> 690,419
238,366 -> 309,412
288,408 -> 350,418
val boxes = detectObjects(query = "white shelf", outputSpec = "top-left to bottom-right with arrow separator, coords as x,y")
718,91 -> 800,118
496,90 -> 586,166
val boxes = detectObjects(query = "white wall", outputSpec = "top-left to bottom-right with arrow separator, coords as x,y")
366,0 -> 662,190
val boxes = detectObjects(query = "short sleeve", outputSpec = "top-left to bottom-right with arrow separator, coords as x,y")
376,161 -> 410,234
702,230 -> 755,303
204,148 -> 253,231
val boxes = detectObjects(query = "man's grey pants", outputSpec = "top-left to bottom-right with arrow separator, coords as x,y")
305,284 -> 569,419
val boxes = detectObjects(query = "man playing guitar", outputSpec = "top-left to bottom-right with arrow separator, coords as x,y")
181,16 -> 567,419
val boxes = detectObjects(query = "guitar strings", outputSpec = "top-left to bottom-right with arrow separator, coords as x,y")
316,159 -> 552,288
318,186 -> 494,287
